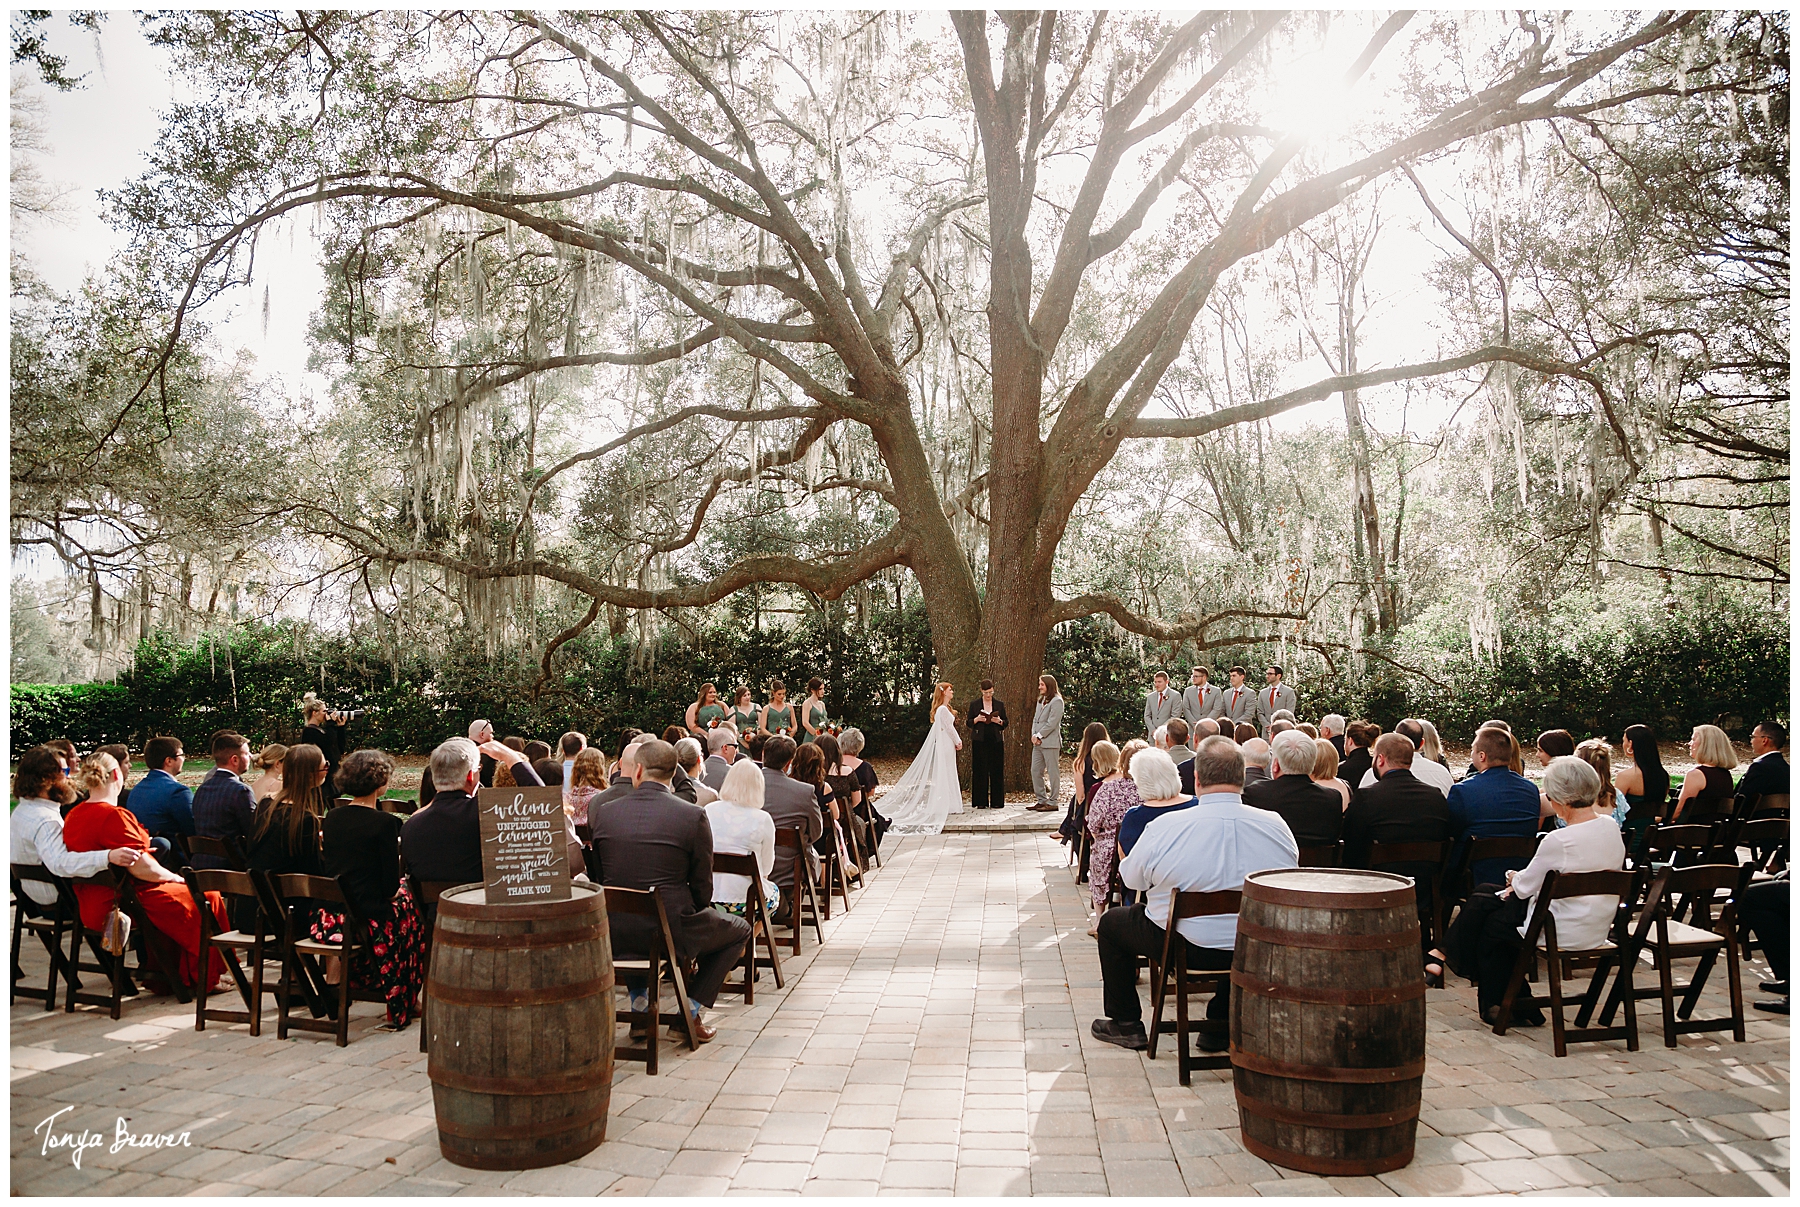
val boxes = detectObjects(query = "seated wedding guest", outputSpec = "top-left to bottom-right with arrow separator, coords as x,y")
93,744 -> 131,813
1244,731 -> 1343,845
568,747 -> 610,828
1356,720 -> 1454,797
1671,724 -> 1740,824
1742,876 -> 1788,1014
12,746 -> 146,910
1447,726 -> 1543,885
467,719 -> 497,787
706,759 -> 779,918
417,766 -> 438,809
1736,721 -> 1789,818
401,738 -> 542,914
838,729 -> 890,845
1342,734 -> 1454,978
1241,738 -> 1272,787
1058,723 -> 1111,846
1115,748 -> 1200,862
1083,742 -> 1137,931
533,757 -> 564,788
312,749 -> 424,1030
1090,738 -> 1298,1051
250,743 -> 287,806
1160,719 -> 1196,796
129,735 -> 196,840
1269,719 -> 1296,737
1339,721 -> 1380,792
63,751 -> 228,994
1296,722 -> 1319,739
589,739 -> 750,1042
1476,721 -> 1525,775
589,738 -> 648,813
246,744 -> 329,879
1435,757 -> 1624,1027
1573,739 -> 1631,826
817,734 -> 868,855
792,743 -> 841,863
1312,739 -> 1352,809
660,726 -> 687,747
1192,718 -> 1221,742
1320,714 -> 1348,757
702,726 -> 739,792
1613,724 -> 1670,846
760,737 -> 823,916
677,738 -> 719,806
559,731 -> 586,805
192,730 -> 257,870
1417,720 -> 1449,768
1232,722 -> 1258,745
1535,729 -> 1576,767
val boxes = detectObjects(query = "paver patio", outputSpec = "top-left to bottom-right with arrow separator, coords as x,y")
10,828 -> 1789,1196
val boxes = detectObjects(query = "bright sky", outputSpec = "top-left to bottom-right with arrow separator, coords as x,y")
19,14 -> 1466,443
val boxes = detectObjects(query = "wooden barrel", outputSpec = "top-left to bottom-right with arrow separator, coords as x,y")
426,882 -> 614,1170
1230,868 -> 1425,1176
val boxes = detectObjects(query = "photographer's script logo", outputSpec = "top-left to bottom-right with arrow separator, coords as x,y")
34,1105 -> 192,1169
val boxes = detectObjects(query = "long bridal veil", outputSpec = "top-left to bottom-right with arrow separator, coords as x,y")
877,705 -> 965,836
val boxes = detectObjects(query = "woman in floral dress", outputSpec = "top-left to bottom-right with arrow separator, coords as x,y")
1083,741 -> 1139,930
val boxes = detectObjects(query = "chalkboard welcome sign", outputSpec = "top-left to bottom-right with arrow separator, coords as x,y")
477,786 -> 572,905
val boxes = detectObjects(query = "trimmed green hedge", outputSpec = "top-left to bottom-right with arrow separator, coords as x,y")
9,592 -> 1786,758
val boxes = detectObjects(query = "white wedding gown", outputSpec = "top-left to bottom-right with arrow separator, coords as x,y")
879,705 -> 965,836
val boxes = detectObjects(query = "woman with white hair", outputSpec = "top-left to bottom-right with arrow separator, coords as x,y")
706,759 -> 779,918
1111,747 -> 1198,865
1670,724 -> 1740,825
1434,756 -> 1625,1025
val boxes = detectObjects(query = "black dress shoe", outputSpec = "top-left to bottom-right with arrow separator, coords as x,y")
1760,980 -> 1788,995
1196,1026 -> 1229,1053
1754,999 -> 1789,1015
1090,1019 -> 1148,1050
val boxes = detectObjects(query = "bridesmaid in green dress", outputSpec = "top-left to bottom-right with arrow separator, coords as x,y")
761,680 -> 796,739
687,683 -> 727,733
800,677 -> 831,744
728,686 -> 760,736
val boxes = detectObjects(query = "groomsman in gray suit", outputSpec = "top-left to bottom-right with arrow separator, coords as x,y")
1028,674 -> 1067,812
1254,665 -> 1299,734
1220,665 -> 1257,728
1143,671 -> 1181,739
1181,667 -> 1222,725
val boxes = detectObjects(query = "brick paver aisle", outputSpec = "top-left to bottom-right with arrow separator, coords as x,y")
11,831 -> 1789,1195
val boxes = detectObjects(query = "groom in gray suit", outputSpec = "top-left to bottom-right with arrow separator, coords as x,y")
1029,674 -> 1066,812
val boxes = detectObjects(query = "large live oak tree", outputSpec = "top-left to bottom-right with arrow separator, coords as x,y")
114,9 -> 1750,779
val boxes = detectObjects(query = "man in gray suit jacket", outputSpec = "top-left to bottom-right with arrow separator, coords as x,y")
1030,675 -> 1066,811
587,740 -> 751,1038
1143,671 -> 1180,740
1180,667 -> 1222,725
760,737 -> 823,914
1220,665 -> 1257,727
1253,665 -> 1299,734
701,725 -> 738,792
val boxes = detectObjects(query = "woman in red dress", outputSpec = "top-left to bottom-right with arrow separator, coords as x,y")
62,752 -> 228,993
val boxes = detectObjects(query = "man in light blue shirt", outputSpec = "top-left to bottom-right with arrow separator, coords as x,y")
1091,736 -> 1298,1051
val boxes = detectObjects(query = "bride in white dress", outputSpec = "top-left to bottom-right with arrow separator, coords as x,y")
879,682 -> 965,836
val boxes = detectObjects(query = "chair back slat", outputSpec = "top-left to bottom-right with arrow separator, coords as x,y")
378,798 -> 416,816
1168,889 -> 1242,920
185,867 -> 259,901
1296,843 -> 1341,868
1368,840 -> 1451,867
713,852 -> 758,876
273,873 -> 348,908
774,826 -> 805,853
1544,868 -> 1638,902
1467,835 -> 1541,863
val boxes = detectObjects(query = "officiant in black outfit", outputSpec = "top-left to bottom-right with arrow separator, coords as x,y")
970,679 -> 1008,809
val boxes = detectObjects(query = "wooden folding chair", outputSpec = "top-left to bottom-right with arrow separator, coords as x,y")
183,868 -> 276,1035
855,799 -> 884,870
66,869 -> 193,1016
186,835 -> 248,871
1146,889 -> 1242,1085
1493,868 -> 1640,1057
711,853 -> 785,1002
604,886 -> 700,1075
377,797 -> 416,816
1641,823 -> 1728,871
818,829 -> 853,917
1732,817 -> 1789,878
1368,840 -> 1452,950
272,873 -> 385,1046
1296,842 -> 1342,869
1596,863 -> 1745,1048
11,865 -> 80,1011
775,827 -> 826,956
1748,792 -> 1790,819
407,876 -> 459,1053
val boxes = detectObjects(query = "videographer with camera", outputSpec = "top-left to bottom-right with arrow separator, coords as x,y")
301,692 -> 361,793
